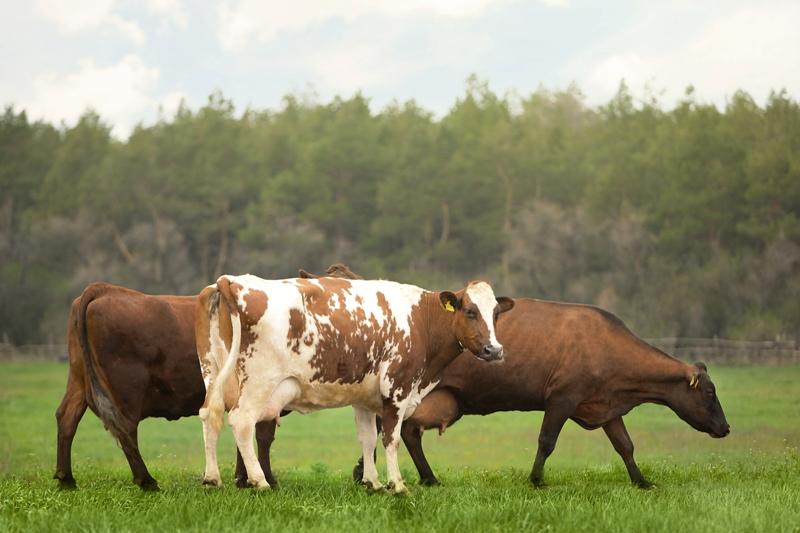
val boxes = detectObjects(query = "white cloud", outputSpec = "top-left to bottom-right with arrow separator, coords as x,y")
567,2 -> 800,107
145,0 -> 188,30
217,0 -> 511,51
24,55 -> 160,137
304,35 -> 413,95
33,0 -> 145,44
158,90 -> 187,118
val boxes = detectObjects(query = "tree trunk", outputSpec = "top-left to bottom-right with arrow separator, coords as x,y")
148,204 -> 163,283
499,166 -> 513,292
213,203 -> 229,279
439,202 -> 450,245
112,226 -> 137,265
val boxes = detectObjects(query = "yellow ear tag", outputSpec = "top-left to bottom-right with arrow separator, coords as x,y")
443,301 -> 455,313
689,375 -> 698,388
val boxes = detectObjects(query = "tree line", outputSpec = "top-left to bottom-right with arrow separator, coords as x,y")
1,78 -> 798,345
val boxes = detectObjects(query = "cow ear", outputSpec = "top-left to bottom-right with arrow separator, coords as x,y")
298,269 -> 318,279
439,291 -> 461,312
695,361 -> 708,372
688,370 -> 702,388
496,296 -> 514,314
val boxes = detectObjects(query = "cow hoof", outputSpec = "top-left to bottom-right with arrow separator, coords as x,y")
248,479 -> 271,491
386,481 -> 408,495
635,479 -> 655,490
202,478 -> 222,488
360,479 -> 384,492
419,477 -> 440,487
529,477 -> 546,488
139,479 -> 160,492
54,474 -> 77,490
235,477 -> 248,489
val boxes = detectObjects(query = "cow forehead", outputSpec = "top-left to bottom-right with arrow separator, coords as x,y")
465,282 -> 497,321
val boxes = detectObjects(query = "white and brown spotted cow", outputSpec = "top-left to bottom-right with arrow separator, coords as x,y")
195,274 -> 514,494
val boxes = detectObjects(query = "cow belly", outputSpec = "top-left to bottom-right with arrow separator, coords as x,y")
285,374 -> 382,414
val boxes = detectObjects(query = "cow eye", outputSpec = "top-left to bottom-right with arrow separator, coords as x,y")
706,389 -> 714,397
465,309 -> 477,319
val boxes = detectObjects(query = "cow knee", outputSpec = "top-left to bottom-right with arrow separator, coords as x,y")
616,439 -> 634,458
538,433 -> 557,456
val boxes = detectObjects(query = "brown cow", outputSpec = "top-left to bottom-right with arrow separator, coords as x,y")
300,266 -> 730,488
54,282 -> 276,490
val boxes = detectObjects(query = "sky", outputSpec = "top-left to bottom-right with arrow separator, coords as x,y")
1,0 -> 799,138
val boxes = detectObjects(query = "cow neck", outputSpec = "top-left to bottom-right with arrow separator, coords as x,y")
616,344 -> 692,407
417,291 -> 464,383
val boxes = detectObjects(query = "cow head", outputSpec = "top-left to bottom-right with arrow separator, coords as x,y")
438,281 -> 514,362
670,362 -> 730,438
298,263 -> 363,280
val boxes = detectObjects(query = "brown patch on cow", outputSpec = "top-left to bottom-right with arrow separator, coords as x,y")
242,289 -> 268,324
287,308 -> 306,354
298,281 -> 417,385
236,356 -> 249,392
295,278 -> 331,316
220,278 -> 265,358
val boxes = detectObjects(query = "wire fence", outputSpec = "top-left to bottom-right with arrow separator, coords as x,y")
2,338 -> 799,366
646,337 -> 800,366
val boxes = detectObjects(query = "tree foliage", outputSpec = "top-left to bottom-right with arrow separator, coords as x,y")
1,81 -> 799,344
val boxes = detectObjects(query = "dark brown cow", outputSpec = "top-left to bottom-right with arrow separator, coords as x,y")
393,299 -> 730,488
54,282 -> 275,490
300,266 -> 730,488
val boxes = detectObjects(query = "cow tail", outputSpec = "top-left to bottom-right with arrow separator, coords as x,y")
76,284 -> 135,448
201,282 -> 241,434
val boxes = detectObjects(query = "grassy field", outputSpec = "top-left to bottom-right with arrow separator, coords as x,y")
1,362 -> 799,532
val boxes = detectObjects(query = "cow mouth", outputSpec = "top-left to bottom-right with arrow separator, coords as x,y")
475,345 -> 504,362
710,426 -> 730,438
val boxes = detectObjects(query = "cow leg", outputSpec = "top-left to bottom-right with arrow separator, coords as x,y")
400,422 -> 438,486
603,417 -> 652,489
401,389 -> 462,486
382,398 -> 410,495
354,407 -> 382,491
235,421 -> 278,489
120,426 -> 159,491
200,405 -> 223,487
228,409 -> 267,489
235,449 -> 246,488
257,420 -> 279,488
352,417 -> 380,483
529,402 -> 573,487
54,373 -> 88,489
232,378 -> 299,490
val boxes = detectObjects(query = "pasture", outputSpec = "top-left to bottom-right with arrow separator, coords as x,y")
1,362 -> 799,532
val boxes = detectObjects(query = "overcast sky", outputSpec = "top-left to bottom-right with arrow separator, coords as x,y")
2,0 -> 798,138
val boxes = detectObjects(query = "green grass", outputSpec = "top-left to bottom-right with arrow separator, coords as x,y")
1,362 -> 799,532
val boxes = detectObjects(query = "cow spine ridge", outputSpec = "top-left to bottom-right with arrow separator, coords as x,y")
75,283 -> 134,447
204,285 -> 241,434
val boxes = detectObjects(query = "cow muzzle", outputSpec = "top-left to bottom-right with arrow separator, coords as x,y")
712,423 -> 730,438
477,344 -> 504,362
